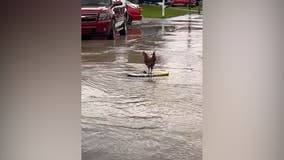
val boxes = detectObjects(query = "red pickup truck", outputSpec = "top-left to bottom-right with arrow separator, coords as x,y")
81,0 -> 127,39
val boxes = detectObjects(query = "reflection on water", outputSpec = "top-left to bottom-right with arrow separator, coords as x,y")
82,14 -> 203,160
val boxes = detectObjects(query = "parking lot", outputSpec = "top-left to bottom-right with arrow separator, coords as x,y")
81,14 -> 203,160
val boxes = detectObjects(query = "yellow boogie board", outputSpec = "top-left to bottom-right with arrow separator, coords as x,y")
127,71 -> 169,77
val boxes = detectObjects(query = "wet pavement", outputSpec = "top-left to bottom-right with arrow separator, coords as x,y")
81,14 -> 203,160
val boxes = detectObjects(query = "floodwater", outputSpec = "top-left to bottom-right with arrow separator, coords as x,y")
81,14 -> 203,160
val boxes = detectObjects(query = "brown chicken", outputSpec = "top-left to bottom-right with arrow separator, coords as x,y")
142,51 -> 156,74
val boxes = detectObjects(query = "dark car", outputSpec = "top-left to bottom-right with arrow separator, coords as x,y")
140,0 -> 171,5
81,0 -> 127,39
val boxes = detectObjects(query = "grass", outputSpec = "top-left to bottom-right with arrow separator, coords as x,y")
141,4 -> 200,18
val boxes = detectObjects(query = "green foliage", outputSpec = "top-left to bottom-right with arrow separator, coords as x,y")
141,5 -> 199,18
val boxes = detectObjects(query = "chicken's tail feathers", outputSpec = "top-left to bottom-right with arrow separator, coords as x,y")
142,51 -> 147,56
152,51 -> 157,59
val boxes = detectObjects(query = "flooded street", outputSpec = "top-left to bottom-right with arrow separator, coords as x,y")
81,14 -> 203,160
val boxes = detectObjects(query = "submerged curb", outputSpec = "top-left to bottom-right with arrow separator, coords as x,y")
132,14 -> 202,25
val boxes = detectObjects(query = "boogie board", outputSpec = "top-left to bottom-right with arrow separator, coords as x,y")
127,71 -> 169,77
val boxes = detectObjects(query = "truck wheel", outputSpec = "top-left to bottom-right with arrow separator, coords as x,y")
119,19 -> 127,35
107,20 -> 116,40
127,14 -> 132,25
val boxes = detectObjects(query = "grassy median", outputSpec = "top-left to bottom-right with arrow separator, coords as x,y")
141,4 -> 200,18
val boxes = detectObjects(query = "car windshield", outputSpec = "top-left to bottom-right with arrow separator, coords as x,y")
81,0 -> 111,6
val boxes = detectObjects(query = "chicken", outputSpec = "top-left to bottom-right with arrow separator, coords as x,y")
142,51 -> 156,75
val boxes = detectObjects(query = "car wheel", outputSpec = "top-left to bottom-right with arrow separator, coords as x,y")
107,20 -> 116,40
119,18 -> 127,35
